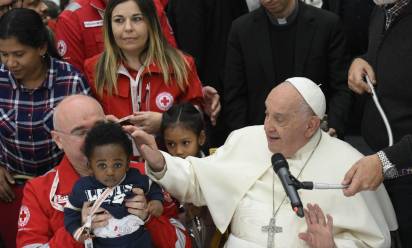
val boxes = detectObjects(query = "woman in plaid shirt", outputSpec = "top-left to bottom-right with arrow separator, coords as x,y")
0,9 -> 90,202
0,9 -> 90,248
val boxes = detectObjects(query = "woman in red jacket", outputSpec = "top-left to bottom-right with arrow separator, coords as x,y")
84,0 -> 204,135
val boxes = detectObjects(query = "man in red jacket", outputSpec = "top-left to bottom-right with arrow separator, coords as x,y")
55,0 -> 176,73
16,95 -> 191,248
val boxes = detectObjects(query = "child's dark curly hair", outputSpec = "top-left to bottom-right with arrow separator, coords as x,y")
84,121 -> 132,159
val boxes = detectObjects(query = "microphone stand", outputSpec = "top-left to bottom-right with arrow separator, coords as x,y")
288,175 -> 348,190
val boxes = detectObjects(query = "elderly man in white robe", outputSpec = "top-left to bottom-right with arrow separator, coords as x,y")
125,77 -> 397,248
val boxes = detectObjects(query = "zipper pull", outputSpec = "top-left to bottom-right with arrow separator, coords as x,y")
145,82 -> 150,111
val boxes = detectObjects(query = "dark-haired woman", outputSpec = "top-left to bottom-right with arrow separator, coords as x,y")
0,8 -> 89,201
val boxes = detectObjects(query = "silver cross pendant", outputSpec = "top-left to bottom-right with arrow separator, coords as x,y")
262,216 -> 283,248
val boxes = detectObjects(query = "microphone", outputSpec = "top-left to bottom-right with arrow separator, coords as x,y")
299,181 -> 348,190
272,153 -> 304,218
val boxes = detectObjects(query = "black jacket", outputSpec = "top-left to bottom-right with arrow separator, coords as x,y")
223,2 -> 351,137
322,0 -> 375,58
361,2 -> 412,152
167,0 -> 248,94
384,135 -> 412,170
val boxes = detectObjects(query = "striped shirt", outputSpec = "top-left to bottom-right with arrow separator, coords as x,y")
0,57 -> 90,176
385,0 -> 410,29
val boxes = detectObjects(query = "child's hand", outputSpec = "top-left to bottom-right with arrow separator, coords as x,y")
148,200 -> 164,217
81,202 -> 111,229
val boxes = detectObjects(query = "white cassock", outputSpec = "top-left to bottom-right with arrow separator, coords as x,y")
147,126 -> 397,248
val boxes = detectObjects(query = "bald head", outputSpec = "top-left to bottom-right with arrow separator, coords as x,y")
52,95 -> 105,176
53,95 -> 105,131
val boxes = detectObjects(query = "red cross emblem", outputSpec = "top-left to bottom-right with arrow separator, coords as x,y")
155,92 -> 174,111
18,205 -> 30,227
160,96 -> 170,106
57,40 -> 67,57
19,211 -> 26,221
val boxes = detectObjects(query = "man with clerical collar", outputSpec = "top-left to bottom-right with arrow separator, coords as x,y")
263,0 -> 298,25
127,77 -> 397,248
223,0 -> 352,140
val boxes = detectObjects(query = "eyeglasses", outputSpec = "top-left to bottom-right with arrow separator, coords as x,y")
54,128 -> 90,138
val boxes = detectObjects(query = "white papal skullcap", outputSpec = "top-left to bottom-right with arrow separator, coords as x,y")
285,77 -> 326,119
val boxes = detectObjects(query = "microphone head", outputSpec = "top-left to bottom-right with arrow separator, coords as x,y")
271,153 -> 289,173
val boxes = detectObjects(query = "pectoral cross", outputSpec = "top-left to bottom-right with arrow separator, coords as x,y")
262,217 -> 283,248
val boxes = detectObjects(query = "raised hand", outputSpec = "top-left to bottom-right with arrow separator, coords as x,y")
299,203 -> 335,248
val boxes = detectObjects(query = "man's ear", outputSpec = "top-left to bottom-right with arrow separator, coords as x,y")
304,116 -> 321,138
198,130 -> 206,146
51,130 -> 63,150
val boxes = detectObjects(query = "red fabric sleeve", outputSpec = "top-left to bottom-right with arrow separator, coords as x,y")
146,215 -> 191,248
16,182 -> 82,248
0,184 -> 24,248
48,19 -> 57,34
55,12 -> 86,73
154,0 -> 177,48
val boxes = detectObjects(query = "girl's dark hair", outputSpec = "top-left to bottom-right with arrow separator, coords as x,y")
0,8 -> 60,60
84,121 -> 133,159
160,102 -> 205,136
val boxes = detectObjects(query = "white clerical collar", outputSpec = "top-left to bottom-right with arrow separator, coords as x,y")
288,129 -> 322,166
265,0 -> 299,26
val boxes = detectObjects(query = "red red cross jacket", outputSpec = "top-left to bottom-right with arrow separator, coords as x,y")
55,0 -> 176,73
16,156 -> 191,248
84,54 -> 204,118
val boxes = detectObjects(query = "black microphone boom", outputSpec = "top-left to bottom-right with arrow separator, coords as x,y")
272,153 -> 305,218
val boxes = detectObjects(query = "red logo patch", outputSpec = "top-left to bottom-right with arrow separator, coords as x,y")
57,40 -> 67,57
155,92 -> 174,111
18,205 -> 30,228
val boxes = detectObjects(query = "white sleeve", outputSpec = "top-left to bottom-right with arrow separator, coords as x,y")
146,151 -> 207,206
